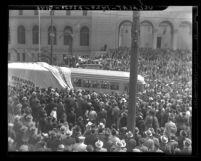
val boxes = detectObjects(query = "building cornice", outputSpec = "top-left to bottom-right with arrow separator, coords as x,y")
9,15 -> 92,19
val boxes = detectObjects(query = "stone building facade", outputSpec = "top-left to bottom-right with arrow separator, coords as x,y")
8,7 -> 192,64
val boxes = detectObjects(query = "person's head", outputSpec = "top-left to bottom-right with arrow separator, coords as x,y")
160,135 -> 168,144
19,144 -> 29,151
95,140 -> 104,149
183,138 -> 192,148
8,137 -> 14,145
78,136 -> 85,143
86,144 -> 94,152
143,138 -> 155,151
57,144 -> 65,151
127,139 -> 136,150
111,129 -> 117,136
153,137 -> 160,149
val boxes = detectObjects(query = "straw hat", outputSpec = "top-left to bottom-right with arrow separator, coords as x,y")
183,138 -> 192,147
86,121 -> 93,127
148,128 -> 155,135
115,140 -> 123,148
57,144 -> 65,151
135,127 -> 139,134
66,130 -> 73,136
19,144 -> 29,151
8,123 -> 14,127
126,131 -> 133,138
98,123 -> 105,129
95,140 -> 104,149
8,137 -> 14,144
145,129 -> 152,137
22,97 -> 27,101
160,135 -> 168,144
78,136 -> 86,141
132,148 -> 141,152
121,140 -> 126,148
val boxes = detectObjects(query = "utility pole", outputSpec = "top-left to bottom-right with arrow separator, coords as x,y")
50,9 -> 53,65
38,8 -> 41,62
127,11 -> 140,134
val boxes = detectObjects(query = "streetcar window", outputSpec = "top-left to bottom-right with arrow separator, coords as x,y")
73,78 -> 82,87
110,82 -> 119,90
81,79 -> 91,88
91,80 -> 100,89
124,84 -> 129,93
101,81 -> 109,89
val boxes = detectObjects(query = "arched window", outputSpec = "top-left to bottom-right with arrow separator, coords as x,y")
48,26 -> 57,45
80,26 -> 89,46
64,26 -> 73,45
17,25 -> 26,44
159,21 -> 173,49
140,21 -> 154,48
118,21 -> 132,48
32,25 -> 39,44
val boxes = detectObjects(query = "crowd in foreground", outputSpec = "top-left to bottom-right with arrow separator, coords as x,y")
8,48 -> 192,153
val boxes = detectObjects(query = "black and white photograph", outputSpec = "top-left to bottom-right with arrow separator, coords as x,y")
8,6 -> 193,154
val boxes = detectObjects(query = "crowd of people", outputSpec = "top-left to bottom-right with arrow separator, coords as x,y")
8,47 -> 192,153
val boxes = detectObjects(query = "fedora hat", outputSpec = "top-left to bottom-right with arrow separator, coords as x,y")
132,148 -> 141,152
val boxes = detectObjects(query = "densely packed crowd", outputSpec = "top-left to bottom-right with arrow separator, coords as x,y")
8,48 -> 192,153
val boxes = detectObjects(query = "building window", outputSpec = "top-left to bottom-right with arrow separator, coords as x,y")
22,53 -> 26,62
64,26 -> 73,45
19,10 -> 23,15
83,10 -> 87,16
32,25 -> 39,44
80,26 -> 89,46
48,26 -> 57,45
17,25 -> 26,44
66,10 -> 71,15
17,53 -> 20,61
34,10 -> 38,15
